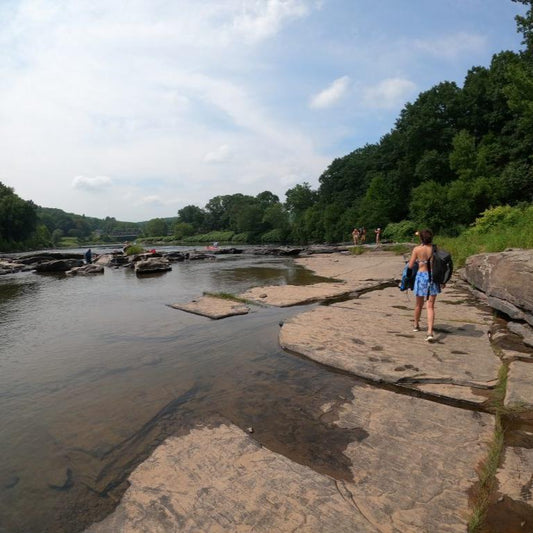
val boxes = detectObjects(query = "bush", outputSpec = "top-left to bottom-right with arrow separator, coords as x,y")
436,204 -> 533,268
383,220 -> 417,242
124,244 -> 144,255
231,232 -> 249,243
182,231 -> 234,243
261,229 -> 284,243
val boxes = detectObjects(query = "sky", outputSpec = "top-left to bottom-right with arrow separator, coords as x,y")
0,0 -> 528,222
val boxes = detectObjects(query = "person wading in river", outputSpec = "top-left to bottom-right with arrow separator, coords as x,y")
407,229 -> 443,342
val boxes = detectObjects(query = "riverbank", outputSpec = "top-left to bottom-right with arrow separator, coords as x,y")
85,249 -> 533,532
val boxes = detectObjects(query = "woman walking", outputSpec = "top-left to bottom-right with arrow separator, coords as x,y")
408,229 -> 443,342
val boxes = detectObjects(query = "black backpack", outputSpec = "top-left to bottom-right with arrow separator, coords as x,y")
431,245 -> 453,284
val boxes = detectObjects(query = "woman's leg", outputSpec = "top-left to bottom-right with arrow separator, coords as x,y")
414,296 -> 424,329
426,295 -> 437,335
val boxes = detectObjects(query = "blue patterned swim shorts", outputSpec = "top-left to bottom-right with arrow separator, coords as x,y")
414,271 -> 441,297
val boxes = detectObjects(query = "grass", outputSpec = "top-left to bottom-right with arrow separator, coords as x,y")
349,245 -> 367,255
202,291 -> 261,306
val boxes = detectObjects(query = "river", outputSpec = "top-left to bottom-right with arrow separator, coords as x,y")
0,247 -> 360,532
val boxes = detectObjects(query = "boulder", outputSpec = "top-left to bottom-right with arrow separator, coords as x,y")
17,252 -> 84,265
94,253 -> 130,267
508,322 -> 533,348
0,260 -> 28,275
66,264 -> 104,276
34,259 -> 84,273
134,257 -> 171,274
464,250 -> 533,325
165,251 -> 188,262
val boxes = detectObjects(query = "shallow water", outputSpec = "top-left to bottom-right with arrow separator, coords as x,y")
0,248 -> 359,532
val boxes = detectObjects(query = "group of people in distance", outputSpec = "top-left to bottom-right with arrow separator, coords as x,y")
351,227 -> 382,246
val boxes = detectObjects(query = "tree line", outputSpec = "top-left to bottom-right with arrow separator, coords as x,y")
1,0 -> 532,250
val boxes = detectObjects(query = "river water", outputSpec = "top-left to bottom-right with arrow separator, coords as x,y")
0,247 -> 360,532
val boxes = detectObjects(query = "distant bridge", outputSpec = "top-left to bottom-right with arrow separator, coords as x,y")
109,230 -> 141,238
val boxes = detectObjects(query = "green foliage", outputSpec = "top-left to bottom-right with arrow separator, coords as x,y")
436,205 -> 533,267
467,204 -> 533,234
383,220 -> 417,242
124,244 -> 144,255
349,246 -> 366,255
231,232 -> 250,244
173,221 -> 195,240
144,218 -> 168,237
182,231 -> 234,243
261,229 -> 285,243
0,183 -> 38,244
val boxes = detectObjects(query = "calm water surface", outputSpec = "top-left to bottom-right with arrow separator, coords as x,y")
0,248 -> 359,532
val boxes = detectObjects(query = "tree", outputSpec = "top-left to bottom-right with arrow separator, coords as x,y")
285,183 -> 317,216
177,205 -> 206,231
512,0 -> 533,55
145,218 -> 168,237
173,221 -> 194,239
0,183 -> 38,242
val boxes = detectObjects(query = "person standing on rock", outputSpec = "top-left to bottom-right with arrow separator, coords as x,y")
352,228 -> 360,245
408,229 -> 442,342
375,227 -> 382,245
85,249 -> 92,264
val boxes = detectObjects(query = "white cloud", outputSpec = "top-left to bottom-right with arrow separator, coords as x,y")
137,195 -> 163,207
232,0 -> 313,43
310,76 -> 350,109
72,175 -> 113,192
204,144 -> 231,163
413,32 -> 486,60
362,78 -> 417,110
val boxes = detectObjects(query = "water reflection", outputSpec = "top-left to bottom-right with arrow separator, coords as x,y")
0,252 -> 352,533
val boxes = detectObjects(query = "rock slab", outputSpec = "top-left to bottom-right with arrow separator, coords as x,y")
170,295 -> 250,319
280,284 -> 499,404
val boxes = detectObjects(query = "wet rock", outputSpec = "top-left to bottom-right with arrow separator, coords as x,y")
508,322 -> 533,348
47,467 -> 73,491
94,253 -> 130,267
4,475 -> 19,489
134,257 -> 172,275
170,295 -> 249,319
165,251 -> 188,262
17,252 -> 84,265
66,264 -> 104,276
34,259 -> 84,273
187,252 -> 215,261
212,247 -> 243,255
0,260 -> 28,275
464,250 -> 533,326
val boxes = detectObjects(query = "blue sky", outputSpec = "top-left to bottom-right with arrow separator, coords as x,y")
0,0 -> 527,221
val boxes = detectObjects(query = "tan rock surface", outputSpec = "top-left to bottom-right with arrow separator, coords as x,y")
336,386 -> 494,533
86,388 -> 493,533
239,251 -> 405,307
280,284 -> 499,404
85,423 -> 380,533
496,446 -> 533,504
505,359 -> 533,409
170,295 -> 250,319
